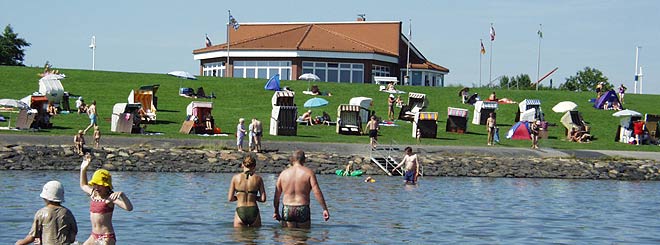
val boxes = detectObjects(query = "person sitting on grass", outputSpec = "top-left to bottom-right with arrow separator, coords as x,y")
301,110 -> 313,125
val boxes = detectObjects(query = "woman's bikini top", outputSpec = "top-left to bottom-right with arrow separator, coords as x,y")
235,171 -> 258,196
90,199 -> 114,214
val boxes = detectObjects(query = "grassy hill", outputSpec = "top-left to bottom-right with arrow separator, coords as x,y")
1,65 -> 658,152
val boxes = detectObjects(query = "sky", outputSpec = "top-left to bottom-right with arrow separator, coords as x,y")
3,0 -> 659,94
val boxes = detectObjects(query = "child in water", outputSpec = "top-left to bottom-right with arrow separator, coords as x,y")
80,154 -> 133,245
16,180 -> 78,245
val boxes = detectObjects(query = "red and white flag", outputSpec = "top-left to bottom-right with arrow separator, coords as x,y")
490,25 -> 496,41
205,34 -> 212,47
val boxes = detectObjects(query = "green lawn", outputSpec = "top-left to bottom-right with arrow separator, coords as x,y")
1,65 -> 658,152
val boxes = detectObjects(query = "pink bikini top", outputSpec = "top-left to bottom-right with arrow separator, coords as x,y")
90,199 -> 114,214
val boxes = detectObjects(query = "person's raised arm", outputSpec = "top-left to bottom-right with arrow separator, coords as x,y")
227,176 -> 237,202
273,176 -> 282,221
258,177 -> 266,203
80,154 -> 93,195
110,192 -> 133,211
310,173 -> 330,221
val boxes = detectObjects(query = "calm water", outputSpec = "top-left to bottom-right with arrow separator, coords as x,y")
1,170 -> 660,244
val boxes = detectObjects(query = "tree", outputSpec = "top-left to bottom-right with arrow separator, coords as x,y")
499,75 -> 510,89
560,67 -> 610,92
0,24 -> 31,66
511,74 -> 532,89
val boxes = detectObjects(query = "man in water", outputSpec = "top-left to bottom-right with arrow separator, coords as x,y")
392,147 -> 419,184
273,150 -> 330,228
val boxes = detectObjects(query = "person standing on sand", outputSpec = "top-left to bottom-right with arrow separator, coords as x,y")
83,100 -> 97,134
486,113 -> 496,146
228,155 -> 266,227
248,119 -> 255,152
93,126 -> 101,148
273,150 -> 330,228
74,130 -> 85,156
392,147 -> 419,185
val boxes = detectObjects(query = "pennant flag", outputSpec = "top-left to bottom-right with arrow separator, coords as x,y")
490,25 -> 496,41
205,34 -> 212,47
480,40 -> 486,55
229,14 -> 240,31
537,29 -> 543,39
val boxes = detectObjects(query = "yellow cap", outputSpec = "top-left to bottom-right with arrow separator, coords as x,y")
88,169 -> 113,189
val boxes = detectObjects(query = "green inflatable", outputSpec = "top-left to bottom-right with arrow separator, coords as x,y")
335,169 -> 364,176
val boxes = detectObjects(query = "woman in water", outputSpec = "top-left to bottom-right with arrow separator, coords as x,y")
228,155 -> 266,227
80,154 -> 133,245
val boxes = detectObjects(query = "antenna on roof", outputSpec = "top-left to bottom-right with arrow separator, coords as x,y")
357,14 -> 366,21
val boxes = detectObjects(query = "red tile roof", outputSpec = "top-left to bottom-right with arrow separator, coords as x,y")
411,60 -> 449,73
193,22 -> 400,56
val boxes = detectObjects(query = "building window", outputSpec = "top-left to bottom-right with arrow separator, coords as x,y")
302,61 -> 364,83
203,62 -> 225,77
232,60 -> 292,79
372,65 -> 390,77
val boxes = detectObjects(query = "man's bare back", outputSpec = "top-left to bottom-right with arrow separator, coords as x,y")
273,150 -> 329,228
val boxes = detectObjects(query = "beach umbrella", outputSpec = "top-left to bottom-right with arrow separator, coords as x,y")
612,109 -> 641,117
167,71 -> 197,80
299,73 -> 320,91
0,99 -> 29,110
552,101 -> 578,113
303,97 -> 328,108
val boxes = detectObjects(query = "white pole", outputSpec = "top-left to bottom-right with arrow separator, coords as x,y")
634,46 -> 640,94
405,19 -> 411,85
226,10 -> 231,78
89,35 -> 96,71
489,23 -> 494,88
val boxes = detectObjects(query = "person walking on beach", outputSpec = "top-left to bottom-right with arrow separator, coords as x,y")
273,150 -> 330,228
228,155 -> 266,227
80,154 -> 134,245
236,118 -> 246,152
391,147 -> 419,185
253,118 -> 263,153
16,180 -> 78,245
83,100 -> 97,134
365,116 -> 379,150
486,113 -> 496,146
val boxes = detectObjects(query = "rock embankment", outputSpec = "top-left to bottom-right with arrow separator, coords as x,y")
1,144 -> 659,181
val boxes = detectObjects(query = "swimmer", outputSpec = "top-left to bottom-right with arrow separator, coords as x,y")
228,155 -> 266,227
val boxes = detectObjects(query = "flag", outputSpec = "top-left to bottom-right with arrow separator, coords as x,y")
205,34 -> 212,47
537,29 -> 543,39
490,25 -> 496,41
89,36 -> 96,49
480,40 -> 486,55
229,14 -> 240,31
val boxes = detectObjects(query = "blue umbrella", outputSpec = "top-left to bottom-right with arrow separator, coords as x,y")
304,97 -> 329,108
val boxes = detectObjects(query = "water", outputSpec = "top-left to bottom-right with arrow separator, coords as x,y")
2,171 -> 660,244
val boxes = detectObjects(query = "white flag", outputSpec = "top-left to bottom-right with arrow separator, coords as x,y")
89,36 -> 96,49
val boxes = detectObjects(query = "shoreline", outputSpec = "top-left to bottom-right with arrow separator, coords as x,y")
2,135 -> 660,181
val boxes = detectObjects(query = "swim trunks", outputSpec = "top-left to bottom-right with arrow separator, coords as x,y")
369,129 -> 378,138
89,114 -> 97,124
282,205 -> 310,223
404,170 -> 416,184
92,232 -> 116,242
236,206 -> 259,225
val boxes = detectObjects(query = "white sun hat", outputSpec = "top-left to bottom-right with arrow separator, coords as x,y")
40,180 -> 65,202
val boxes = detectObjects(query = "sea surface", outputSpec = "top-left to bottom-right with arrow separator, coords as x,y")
1,170 -> 659,244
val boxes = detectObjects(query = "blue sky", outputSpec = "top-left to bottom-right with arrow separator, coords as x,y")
3,0 -> 659,94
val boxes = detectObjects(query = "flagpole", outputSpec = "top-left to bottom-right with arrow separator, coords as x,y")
226,10 -> 231,78
536,24 -> 542,91
489,23 -> 494,88
405,19 -> 411,85
90,35 -> 96,71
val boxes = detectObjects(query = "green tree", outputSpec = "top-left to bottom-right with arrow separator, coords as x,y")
0,24 -> 31,66
499,75 -> 510,89
511,74 -> 532,89
560,67 -> 610,91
